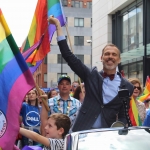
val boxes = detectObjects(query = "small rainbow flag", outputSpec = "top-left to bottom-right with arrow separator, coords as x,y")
0,9 -> 35,149
138,76 -> 150,102
129,96 -> 142,126
48,0 -> 66,40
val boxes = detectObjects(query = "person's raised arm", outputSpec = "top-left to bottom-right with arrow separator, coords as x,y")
48,16 -> 63,37
39,90 -> 49,136
48,16 -> 91,82
19,128 -> 50,147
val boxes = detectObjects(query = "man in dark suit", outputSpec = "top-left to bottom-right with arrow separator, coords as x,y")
48,16 -> 134,132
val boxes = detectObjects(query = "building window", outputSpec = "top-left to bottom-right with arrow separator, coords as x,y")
44,73 -> 47,82
87,2 -> 92,8
75,55 -> 84,63
72,1 -> 82,8
74,36 -> 84,45
44,56 -> 47,64
74,18 -> 84,27
62,0 -> 67,6
122,5 -> 143,52
57,54 -> 67,64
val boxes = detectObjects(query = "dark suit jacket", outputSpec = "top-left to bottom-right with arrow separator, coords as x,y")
58,39 -> 134,132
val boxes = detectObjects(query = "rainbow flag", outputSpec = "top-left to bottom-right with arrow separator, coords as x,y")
138,76 -> 150,102
129,97 -> 142,126
21,0 -> 66,73
22,34 -> 44,73
21,0 -> 50,64
0,9 -> 35,149
48,0 -> 66,40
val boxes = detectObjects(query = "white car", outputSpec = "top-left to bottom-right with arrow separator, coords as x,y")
64,122 -> 150,150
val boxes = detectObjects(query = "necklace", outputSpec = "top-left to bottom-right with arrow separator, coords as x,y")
57,100 -> 71,116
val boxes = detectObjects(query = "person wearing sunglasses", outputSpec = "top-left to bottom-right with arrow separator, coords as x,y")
128,78 -> 146,124
48,16 -> 134,132
70,81 -> 79,96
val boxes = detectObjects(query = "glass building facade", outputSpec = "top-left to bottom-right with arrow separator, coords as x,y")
112,0 -> 150,84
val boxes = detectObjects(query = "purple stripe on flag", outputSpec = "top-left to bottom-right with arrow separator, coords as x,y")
22,34 -> 45,60
29,60 -> 43,74
0,70 -> 34,149
48,15 -> 66,41
22,145 -> 43,150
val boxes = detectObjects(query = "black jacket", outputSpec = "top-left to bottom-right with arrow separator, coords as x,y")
58,39 -> 134,132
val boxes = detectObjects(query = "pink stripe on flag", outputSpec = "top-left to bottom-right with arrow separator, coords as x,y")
0,70 -> 35,149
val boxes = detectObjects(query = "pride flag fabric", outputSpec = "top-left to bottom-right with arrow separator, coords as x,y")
0,9 -> 35,149
138,76 -> 150,102
21,0 -> 50,65
48,0 -> 66,41
21,0 -> 66,74
128,97 -> 142,126
22,34 -> 44,73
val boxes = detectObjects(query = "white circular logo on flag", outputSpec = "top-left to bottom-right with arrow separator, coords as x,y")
0,110 -> 7,138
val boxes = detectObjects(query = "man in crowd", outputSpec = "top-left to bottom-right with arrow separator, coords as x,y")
41,74 -> 81,135
48,16 -> 134,132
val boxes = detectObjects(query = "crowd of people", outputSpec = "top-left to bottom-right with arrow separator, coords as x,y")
15,16 -> 150,150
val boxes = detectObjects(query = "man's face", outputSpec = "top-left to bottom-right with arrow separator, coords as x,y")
101,46 -> 121,71
58,80 -> 71,95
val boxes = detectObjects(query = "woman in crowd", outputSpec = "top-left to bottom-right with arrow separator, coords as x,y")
73,83 -> 85,103
47,89 -> 58,99
20,89 -> 41,147
128,78 -> 146,124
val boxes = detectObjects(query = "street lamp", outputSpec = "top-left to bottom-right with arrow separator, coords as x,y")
86,40 -> 92,68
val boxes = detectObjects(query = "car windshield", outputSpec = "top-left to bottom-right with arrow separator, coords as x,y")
78,129 -> 150,150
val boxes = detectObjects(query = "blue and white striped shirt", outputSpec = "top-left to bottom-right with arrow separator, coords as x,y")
48,94 -> 81,125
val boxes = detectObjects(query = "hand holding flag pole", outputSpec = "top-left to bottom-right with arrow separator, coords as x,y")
34,82 -> 50,112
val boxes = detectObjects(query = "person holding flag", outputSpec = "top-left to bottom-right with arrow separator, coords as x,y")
128,78 -> 146,125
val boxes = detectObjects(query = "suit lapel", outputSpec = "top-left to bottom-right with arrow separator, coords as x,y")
118,72 -> 126,90
99,71 -> 104,104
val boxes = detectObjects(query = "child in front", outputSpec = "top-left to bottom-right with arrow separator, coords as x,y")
19,113 -> 71,150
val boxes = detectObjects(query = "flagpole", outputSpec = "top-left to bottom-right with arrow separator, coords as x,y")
65,24 -> 74,53
34,82 -> 50,111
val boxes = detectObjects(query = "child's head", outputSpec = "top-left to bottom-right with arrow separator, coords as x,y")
45,113 -> 71,139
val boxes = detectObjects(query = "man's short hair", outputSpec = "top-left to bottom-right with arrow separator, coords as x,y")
101,43 -> 120,57
49,113 -> 71,138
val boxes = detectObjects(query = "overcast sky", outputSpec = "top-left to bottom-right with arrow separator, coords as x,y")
0,0 -> 38,47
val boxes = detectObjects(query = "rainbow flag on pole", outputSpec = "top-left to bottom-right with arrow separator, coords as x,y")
21,0 -> 50,65
129,96 -> 142,126
0,9 -> 35,149
21,0 -> 66,74
48,0 -> 66,41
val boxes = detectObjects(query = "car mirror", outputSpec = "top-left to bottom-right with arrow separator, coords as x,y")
111,121 -> 128,135
111,121 -> 125,128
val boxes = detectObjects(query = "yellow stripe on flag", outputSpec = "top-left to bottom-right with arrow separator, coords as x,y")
0,9 -> 11,38
131,97 -> 139,125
